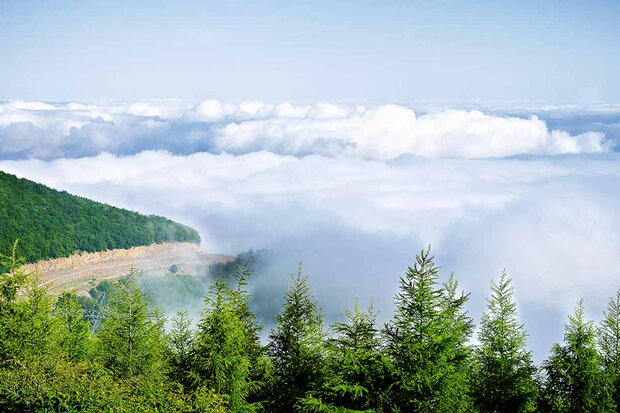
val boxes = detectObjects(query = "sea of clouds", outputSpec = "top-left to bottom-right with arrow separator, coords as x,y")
1,99 -> 615,160
1,99 -> 619,360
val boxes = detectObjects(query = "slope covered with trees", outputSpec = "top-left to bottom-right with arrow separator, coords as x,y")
2,244 -> 620,412
0,171 -> 200,263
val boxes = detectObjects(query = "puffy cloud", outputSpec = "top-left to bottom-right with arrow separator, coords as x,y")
213,106 -> 611,158
0,100 -> 613,160
2,150 -> 619,360
1,99 -> 618,359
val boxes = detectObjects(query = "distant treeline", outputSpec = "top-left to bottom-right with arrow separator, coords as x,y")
1,244 -> 619,412
0,171 -> 200,263
77,250 -> 269,321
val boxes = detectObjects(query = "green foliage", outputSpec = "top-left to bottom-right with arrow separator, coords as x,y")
474,270 -> 537,413
268,266 -> 326,413
95,273 -> 167,380
76,280 -> 116,333
542,300 -> 615,412
168,310 -> 195,388
298,298 -> 390,413
0,171 -> 200,263
0,241 -> 30,362
193,268 -> 262,412
139,250 -> 269,321
0,257 -> 56,362
141,271 -> 205,316
207,249 -> 269,282
599,290 -> 620,412
0,240 -> 28,303
384,247 -> 474,412
139,272 -> 209,317
6,240 -> 620,412
53,292 -> 91,362
0,355 -> 195,412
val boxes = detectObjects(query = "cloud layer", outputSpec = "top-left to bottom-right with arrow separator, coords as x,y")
0,100 -> 614,160
1,100 -> 619,360
2,148 -> 620,360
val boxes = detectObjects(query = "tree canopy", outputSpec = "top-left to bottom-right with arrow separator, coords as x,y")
0,171 -> 200,263
1,243 -> 620,412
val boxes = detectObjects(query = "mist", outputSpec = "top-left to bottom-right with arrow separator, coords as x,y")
1,100 -> 619,361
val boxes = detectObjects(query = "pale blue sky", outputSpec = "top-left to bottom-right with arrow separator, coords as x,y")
1,0 -> 619,102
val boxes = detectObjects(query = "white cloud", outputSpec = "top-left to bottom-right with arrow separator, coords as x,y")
214,107 -> 611,159
0,99 -> 618,359
2,150 -> 619,359
0,100 -> 613,160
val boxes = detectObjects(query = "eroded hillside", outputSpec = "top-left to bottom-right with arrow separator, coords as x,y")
20,242 -> 233,295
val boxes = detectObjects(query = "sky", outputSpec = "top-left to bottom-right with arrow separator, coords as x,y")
1,0 -> 619,102
1,1 -> 620,361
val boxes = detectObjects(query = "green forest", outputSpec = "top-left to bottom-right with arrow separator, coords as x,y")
75,250 -> 268,323
1,243 -> 619,413
0,171 -> 200,263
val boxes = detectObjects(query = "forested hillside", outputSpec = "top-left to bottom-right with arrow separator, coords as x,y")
0,171 -> 200,263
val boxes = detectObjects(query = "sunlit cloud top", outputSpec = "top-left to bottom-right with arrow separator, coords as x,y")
0,100 -> 616,161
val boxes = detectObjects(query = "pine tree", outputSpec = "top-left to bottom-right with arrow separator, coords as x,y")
474,270 -> 537,413
267,265 -> 325,413
298,298 -> 389,412
230,261 -> 269,406
168,310 -> 194,387
384,247 -> 474,412
10,275 -> 57,360
542,300 -> 615,412
437,273 -> 475,412
598,289 -> 620,411
0,240 -> 30,361
53,292 -> 91,362
95,273 -> 167,379
193,274 -> 257,412
0,240 -> 28,306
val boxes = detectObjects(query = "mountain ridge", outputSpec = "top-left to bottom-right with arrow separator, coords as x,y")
0,171 -> 201,264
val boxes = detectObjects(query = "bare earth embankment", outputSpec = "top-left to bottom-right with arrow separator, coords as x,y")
20,242 -> 233,295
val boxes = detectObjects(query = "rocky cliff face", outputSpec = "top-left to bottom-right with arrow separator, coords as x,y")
21,242 -> 233,295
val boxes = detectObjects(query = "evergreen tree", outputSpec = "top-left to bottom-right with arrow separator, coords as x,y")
95,272 -> 167,379
437,274 -> 475,411
599,289 -> 620,411
53,292 -> 91,362
8,274 -> 57,360
193,274 -> 258,412
267,265 -> 325,413
474,270 -> 537,413
231,261 -> 270,406
384,247 -> 474,412
542,300 -> 615,412
0,241 -> 30,362
168,310 -> 195,388
299,298 -> 389,412
0,240 -> 28,306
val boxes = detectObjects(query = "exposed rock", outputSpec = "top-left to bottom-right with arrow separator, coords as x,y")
20,242 -> 233,295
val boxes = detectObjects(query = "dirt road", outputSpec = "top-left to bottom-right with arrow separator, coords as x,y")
21,242 -> 233,295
